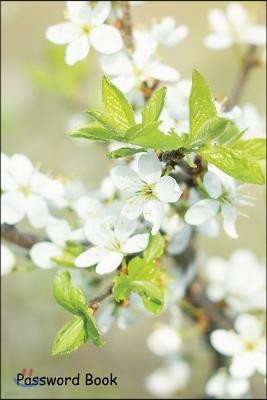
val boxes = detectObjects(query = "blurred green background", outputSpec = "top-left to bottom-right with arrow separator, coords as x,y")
1,1 -> 266,399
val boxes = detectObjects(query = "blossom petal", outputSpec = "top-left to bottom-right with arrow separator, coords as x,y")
100,53 -> 133,76
138,152 -> 162,184
1,153 -> 17,191
221,203 -> 238,239
155,176 -> 182,203
210,329 -> 242,356
115,217 -> 137,243
133,30 -> 157,69
165,26 -> 189,47
110,166 -> 141,192
122,233 -> 149,253
65,35 -> 90,65
208,9 -> 229,33
204,33 -> 232,49
96,251 -> 123,274
1,191 -> 26,225
226,3 -> 247,30
143,199 -> 164,235
46,218 -> 71,245
26,195 -> 49,229
230,353 -> 255,379
30,242 -> 60,269
75,246 -> 100,268
1,244 -> 16,275
111,75 -> 137,93
203,171 -> 222,199
121,196 -> 146,219
91,25 -> 123,54
146,62 -> 180,82
185,199 -> 219,225
255,352 -> 266,375
46,22 -> 80,44
240,25 -> 266,46
67,1 -> 92,24
9,154 -> 34,186
85,218 -> 115,246
91,1 -> 111,26
234,314 -> 261,340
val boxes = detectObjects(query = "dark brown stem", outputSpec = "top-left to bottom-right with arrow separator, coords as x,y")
89,284 -> 113,312
1,223 -> 44,249
224,45 -> 259,111
121,1 -> 134,51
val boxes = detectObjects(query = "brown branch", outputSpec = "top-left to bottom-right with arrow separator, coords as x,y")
121,1 -> 134,51
89,284 -> 113,312
224,44 -> 259,111
1,223 -> 44,249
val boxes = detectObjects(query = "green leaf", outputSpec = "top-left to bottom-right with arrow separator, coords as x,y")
87,110 -> 126,135
107,147 -> 146,159
102,76 -> 135,130
112,275 -> 131,302
189,70 -> 217,139
127,122 -> 180,150
52,316 -> 87,355
142,87 -> 167,125
233,138 -> 266,160
130,281 -> 164,315
199,145 -> 265,184
53,271 -> 88,316
217,121 -> 245,146
143,233 -> 165,262
68,122 -> 119,141
84,308 -> 105,347
190,117 -> 229,147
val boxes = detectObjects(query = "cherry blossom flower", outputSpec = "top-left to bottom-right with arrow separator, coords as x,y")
147,324 -> 181,356
184,168 -> 254,239
205,368 -> 250,399
100,30 -> 179,93
46,1 -> 123,66
1,244 -> 16,276
203,249 -> 266,313
210,313 -> 266,379
1,153 -> 50,228
204,2 -> 266,50
111,152 -> 183,234
75,216 -> 149,274
150,17 -> 188,48
145,360 -> 190,397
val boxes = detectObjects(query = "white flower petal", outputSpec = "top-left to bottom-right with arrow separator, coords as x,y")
30,242 -> 60,269
208,9 -> 229,33
230,353 -> 255,379
143,199 -> 164,235
46,22 -> 80,44
96,251 -> 123,274
155,176 -> 182,203
204,33 -> 232,49
221,203 -> 238,239
121,196 -> 146,219
210,329 -> 242,356
146,62 -> 180,82
75,246 -> 100,268
138,152 -> 162,184
234,314 -> 261,340
9,154 -> 34,186
67,1 -> 92,24
91,25 -> 123,54
226,376 -> 250,398
115,217 -> 137,243
240,25 -> 266,46
147,325 -> 181,356
133,30 -> 157,69
227,3 -> 247,30
1,244 -> 16,275
65,35 -> 90,65
185,199 -> 219,225
165,25 -> 189,47
46,218 -> 71,245
1,153 -> 17,191
255,352 -> 266,375
26,195 -> 49,229
91,1 -> 111,26
85,218 -> 115,246
110,166 -> 141,192
100,53 -> 133,76
1,191 -> 26,225
73,197 -> 104,220
203,171 -> 222,199
122,233 -> 149,253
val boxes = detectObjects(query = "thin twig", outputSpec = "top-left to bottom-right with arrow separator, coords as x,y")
89,284 -> 113,312
121,1 -> 134,51
1,223 -> 44,249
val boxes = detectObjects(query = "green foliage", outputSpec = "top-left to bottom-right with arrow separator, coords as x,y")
199,145 -> 265,184
68,122 -> 118,141
113,234 -> 165,315
142,87 -> 167,125
232,138 -> 266,160
188,117 -> 229,147
52,271 -> 104,355
106,147 -> 146,159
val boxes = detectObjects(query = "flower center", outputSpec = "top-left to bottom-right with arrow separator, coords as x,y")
19,184 -> 32,196
81,23 -> 91,34
244,341 -> 256,351
140,183 -> 156,200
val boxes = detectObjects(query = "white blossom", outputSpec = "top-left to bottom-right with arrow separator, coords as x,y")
204,2 -> 266,50
150,17 -> 188,49
75,216 -> 149,274
205,368 -> 250,399
1,244 -> 16,275
111,152 -> 182,234
100,30 -> 179,93
46,1 -> 123,65
145,360 -> 190,397
147,324 -> 181,356
203,249 -> 266,313
185,168 -> 254,239
210,313 -> 266,379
